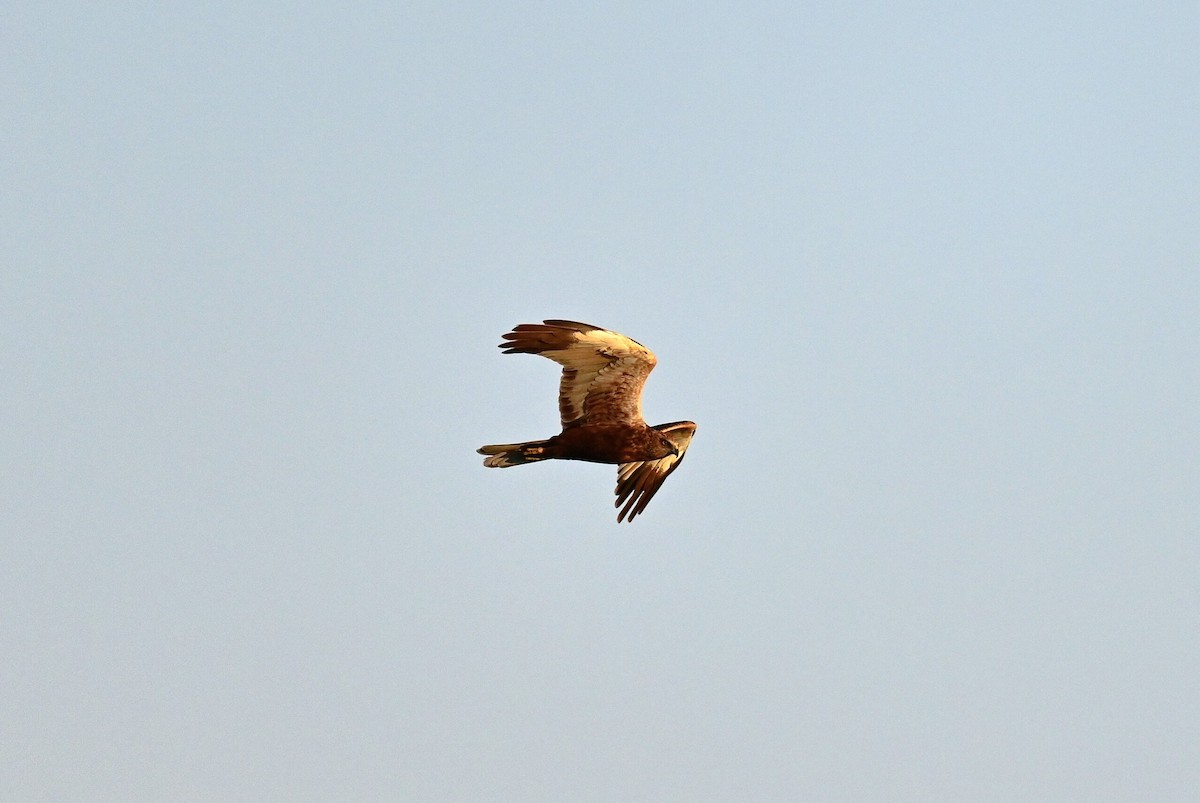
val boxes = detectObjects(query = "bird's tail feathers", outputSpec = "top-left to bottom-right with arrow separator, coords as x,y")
477,439 -> 553,468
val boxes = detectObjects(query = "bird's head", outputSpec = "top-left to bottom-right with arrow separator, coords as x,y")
652,420 -> 696,461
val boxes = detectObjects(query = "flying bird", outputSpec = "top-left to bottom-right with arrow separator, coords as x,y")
478,320 -> 696,522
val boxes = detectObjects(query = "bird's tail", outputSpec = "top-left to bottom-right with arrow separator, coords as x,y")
477,439 -> 553,468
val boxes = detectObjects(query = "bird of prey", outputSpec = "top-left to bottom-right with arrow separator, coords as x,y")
478,320 -> 696,522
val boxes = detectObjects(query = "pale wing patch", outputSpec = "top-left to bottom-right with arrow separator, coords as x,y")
500,320 -> 657,428
614,421 -> 696,522
570,354 -> 652,425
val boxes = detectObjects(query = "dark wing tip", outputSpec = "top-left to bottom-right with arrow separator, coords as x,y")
541,319 -> 600,331
496,320 -> 604,353
614,459 -> 678,523
497,323 -> 551,353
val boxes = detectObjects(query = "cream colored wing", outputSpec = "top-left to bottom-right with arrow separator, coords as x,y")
499,320 -> 657,427
614,421 -> 696,522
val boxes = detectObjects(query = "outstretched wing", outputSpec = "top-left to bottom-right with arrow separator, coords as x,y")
499,320 -> 657,428
614,420 -> 696,522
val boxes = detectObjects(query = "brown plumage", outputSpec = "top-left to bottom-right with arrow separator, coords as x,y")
478,320 -> 696,522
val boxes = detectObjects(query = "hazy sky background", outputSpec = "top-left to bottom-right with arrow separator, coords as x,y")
3,2 -> 1197,800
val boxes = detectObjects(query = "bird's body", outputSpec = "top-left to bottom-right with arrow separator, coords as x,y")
480,423 -> 675,467
478,320 -> 696,522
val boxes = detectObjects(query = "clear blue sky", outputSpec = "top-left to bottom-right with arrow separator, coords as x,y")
3,2 -> 1197,800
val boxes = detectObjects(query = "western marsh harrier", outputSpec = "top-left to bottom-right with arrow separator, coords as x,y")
478,320 -> 696,522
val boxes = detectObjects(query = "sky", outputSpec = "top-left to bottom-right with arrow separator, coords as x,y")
2,2 -> 1198,800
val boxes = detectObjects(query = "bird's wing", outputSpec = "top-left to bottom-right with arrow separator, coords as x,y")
614,420 -> 696,522
499,319 -> 657,427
